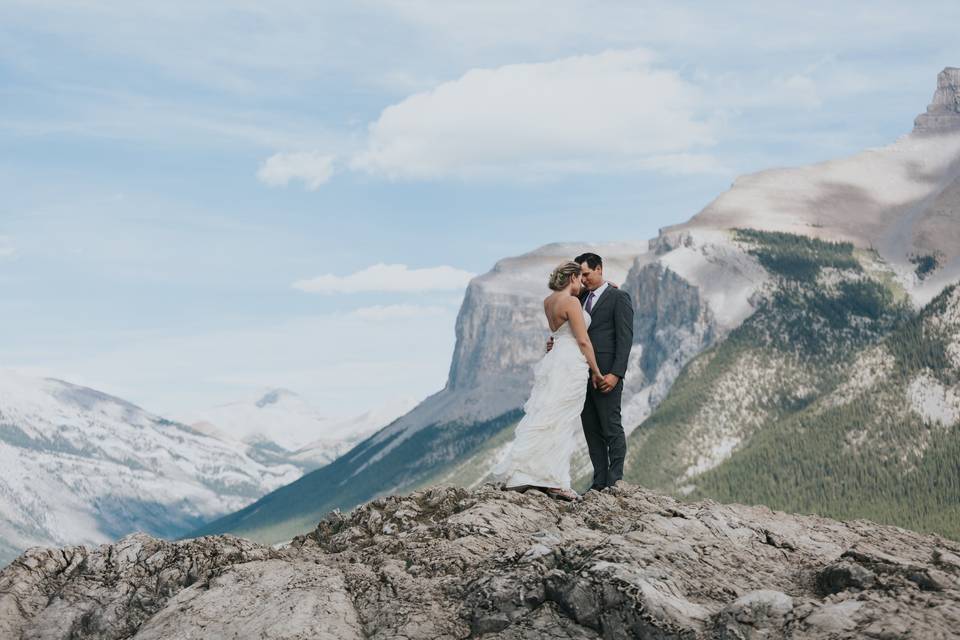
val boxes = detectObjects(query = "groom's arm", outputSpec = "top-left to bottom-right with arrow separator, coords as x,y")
611,290 -> 634,379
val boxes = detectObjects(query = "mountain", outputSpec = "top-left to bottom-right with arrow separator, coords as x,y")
287,396 -> 418,469
617,67 -> 960,538
625,242 -> 960,537
195,67 -> 960,546
4,483 -> 960,639
181,389 -> 415,471
0,370 -> 301,567
181,388 -> 340,451
667,66 -> 960,307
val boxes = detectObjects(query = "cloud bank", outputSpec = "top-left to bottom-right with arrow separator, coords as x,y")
292,263 -> 476,294
351,49 -> 718,179
257,151 -> 335,190
263,49 -> 723,187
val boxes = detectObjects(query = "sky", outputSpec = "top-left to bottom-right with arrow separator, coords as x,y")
1,1 -> 958,419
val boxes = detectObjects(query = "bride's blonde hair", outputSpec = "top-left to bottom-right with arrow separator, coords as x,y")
548,261 -> 581,291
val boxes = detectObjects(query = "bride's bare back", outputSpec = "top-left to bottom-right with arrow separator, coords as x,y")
544,291 -> 576,332
543,292 -> 601,379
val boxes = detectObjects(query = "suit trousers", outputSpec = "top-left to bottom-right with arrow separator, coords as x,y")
581,365 -> 626,490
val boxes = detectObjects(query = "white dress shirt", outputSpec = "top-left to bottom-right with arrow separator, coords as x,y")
583,281 -> 610,313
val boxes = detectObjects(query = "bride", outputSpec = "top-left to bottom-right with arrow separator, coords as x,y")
495,261 -> 603,501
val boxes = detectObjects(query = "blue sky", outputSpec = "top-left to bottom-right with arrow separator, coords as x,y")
2,1 -> 958,419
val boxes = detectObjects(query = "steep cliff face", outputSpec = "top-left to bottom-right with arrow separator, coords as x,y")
617,229 -> 768,429
437,242 -> 645,415
363,241 -> 648,462
4,483 -> 959,639
915,67 -> 960,132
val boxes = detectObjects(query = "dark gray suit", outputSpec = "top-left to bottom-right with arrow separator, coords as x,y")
580,284 -> 634,489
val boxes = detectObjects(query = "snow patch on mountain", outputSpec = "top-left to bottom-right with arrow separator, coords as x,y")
679,352 -> 782,481
289,396 -> 417,469
0,370 -> 300,566
181,389 -> 328,450
825,346 -> 895,410
907,373 -> 960,427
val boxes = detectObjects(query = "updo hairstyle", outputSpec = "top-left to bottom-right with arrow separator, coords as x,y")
548,261 -> 582,291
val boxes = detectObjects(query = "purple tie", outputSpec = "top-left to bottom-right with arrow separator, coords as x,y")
585,291 -> 595,313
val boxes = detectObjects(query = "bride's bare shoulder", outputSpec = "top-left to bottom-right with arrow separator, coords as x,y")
561,295 -> 582,314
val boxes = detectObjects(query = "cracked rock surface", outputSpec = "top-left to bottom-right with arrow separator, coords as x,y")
2,483 -> 959,639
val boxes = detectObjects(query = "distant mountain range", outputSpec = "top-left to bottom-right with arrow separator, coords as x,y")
0,370 -> 299,566
194,67 -> 960,545
179,389 -> 415,469
0,376 -> 410,565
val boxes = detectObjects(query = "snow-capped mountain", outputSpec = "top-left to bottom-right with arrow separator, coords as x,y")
181,389 -> 416,469
0,370 -> 301,566
289,396 -> 417,469
181,388 -> 330,451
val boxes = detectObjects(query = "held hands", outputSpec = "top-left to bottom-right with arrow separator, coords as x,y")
590,370 -> 603,389
597,373 -> 619,394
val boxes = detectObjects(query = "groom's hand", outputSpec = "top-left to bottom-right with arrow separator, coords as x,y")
545,337 -> 554,353
599,373 -> 619,393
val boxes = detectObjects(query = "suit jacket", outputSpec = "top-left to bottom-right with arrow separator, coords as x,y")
581,284 -> 634,379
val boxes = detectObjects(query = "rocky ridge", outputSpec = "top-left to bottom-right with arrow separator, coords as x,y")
3,483 -> 959,639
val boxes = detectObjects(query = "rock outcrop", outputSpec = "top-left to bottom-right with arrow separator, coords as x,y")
4,483 -> 959,639
915,67 -> 960,133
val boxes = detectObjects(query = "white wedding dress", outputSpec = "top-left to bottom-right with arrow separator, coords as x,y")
495,307 -> 591,490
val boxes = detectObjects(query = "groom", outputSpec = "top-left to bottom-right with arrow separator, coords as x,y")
575,252 -> 634,491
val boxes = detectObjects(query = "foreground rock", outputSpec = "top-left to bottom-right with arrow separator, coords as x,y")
2,484 -> 959,639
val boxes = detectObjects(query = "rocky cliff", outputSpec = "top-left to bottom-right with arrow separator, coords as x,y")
915,67 -> 960,132
3,483 -> 959,639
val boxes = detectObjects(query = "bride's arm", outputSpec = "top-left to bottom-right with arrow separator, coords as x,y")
565,298 -> 602,379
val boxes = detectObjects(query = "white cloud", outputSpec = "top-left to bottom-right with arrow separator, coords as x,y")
348,49 -> 718,180
0,236 -> 16,260
292,263 -> 476,294
257,151 -> 335,190
350,304 -> 448,321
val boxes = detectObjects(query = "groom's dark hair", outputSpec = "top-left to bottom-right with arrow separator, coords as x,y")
575,252 -> 603,270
